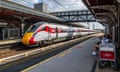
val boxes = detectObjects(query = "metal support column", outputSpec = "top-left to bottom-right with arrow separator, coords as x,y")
112,26 -> 115,42
106,24 -> 110,35
21,17 -> 32,36
21,17 -> 25,36
117,4 -> 120,48
104,24 -> 109,35
13,16 -> 32,37
115,25 -> 118,43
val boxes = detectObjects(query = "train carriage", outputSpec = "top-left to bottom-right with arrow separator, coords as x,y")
22,22 -> 95,46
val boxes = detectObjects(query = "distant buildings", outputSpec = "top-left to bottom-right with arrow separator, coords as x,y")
34,2 -> 48,13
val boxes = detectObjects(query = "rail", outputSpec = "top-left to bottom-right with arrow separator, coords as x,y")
0,33 -> 99,65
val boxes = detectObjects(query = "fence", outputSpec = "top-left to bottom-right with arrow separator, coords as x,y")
8,28 -> 20,39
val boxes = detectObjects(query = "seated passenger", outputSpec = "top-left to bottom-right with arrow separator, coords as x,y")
101,34 -> 111,45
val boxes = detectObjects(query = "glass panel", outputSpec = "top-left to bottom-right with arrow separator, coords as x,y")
27,22 -> 45,32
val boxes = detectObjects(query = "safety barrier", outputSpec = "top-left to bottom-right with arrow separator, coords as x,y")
8,28 -> 20,39
0,28 -> 20,40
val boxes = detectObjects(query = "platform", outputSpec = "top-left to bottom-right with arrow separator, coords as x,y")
22,37 -> 100,72
0,39 -> 21,46
95,64 -> 119,72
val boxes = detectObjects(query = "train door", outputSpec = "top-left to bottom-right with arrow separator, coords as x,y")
56,27 -> 58,39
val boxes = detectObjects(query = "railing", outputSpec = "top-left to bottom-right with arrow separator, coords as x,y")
8,28 -> 20,39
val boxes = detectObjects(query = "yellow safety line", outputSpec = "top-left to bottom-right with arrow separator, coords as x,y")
58,49 -> 72,58
21,48 -> 72,72
21,34 -> 95,72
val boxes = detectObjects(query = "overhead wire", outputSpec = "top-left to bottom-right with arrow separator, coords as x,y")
9,0 -> 34,6
10,0 -> 67,10
53,0 -> 67,10
19,0 -> 34,4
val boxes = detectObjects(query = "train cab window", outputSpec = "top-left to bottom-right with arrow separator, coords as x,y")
28,24 -> 40,32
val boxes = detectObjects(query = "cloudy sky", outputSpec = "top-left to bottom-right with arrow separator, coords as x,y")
9,0 -> 104,29
9,0 -> 87,12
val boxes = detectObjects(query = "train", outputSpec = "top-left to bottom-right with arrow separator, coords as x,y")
22,22 -> 95,46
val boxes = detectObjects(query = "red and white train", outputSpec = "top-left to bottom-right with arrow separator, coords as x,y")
22,22 -> 95,46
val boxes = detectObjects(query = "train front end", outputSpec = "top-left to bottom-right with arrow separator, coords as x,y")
22,23 -> 42,46
22,22 -> 45,46
22,32 -> 36,45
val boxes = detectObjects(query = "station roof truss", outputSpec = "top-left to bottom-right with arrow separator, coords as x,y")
51,10 -> 96,22
83,0 -> 117,26
0,0 -> 91,27
0,0 -> 65,23
0,0 -> 86,27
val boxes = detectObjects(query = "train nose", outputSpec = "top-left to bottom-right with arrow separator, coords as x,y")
22,32 -> 34,45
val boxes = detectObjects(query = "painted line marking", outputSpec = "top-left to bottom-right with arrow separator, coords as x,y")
21,48 -> 72,72
21,35 -> 99,72
58,48 -> 72,58
21,54 -> 58,72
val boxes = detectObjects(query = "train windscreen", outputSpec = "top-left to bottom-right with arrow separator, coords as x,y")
27,22 -> 45,32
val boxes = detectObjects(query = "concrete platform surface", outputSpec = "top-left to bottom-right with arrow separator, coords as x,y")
96,66 -> 119,72
22,37 -> 100,72
95,63 -> 119,72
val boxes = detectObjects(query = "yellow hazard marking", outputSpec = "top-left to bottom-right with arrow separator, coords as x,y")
21,53 -> 58,72
0,60 -> 4,63
22,32 -> 33,45
58,48 -> 71,58
40,48 -> 46,51
25,53 -> 29,57
59,53 -> 65,57
21,48 -> 72,72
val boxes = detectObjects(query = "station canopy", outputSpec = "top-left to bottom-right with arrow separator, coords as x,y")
0,0 -> 89,27
0,0 -> 64,23
83,0 -> 117,26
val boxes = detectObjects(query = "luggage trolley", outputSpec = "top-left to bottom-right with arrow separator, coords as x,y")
98,43 -> 117,70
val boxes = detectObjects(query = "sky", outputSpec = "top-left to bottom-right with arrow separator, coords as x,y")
9,0 -> 104,30
9,0 -> 87,12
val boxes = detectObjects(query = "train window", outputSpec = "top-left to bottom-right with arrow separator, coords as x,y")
56,27 -> 58,32
41,27 -> 46,31
51,28 -> 56,33
62,29 -> 66,33
35,22 -> 45,25
49,27 -> 54,33
57,29 -> 61,33
28,24 -> 40,32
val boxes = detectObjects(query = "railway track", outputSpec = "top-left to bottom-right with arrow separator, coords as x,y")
0,33 -> 103,60
0,36 -> 88,58
0,33 -> 104,72
0,39 -> 70,59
